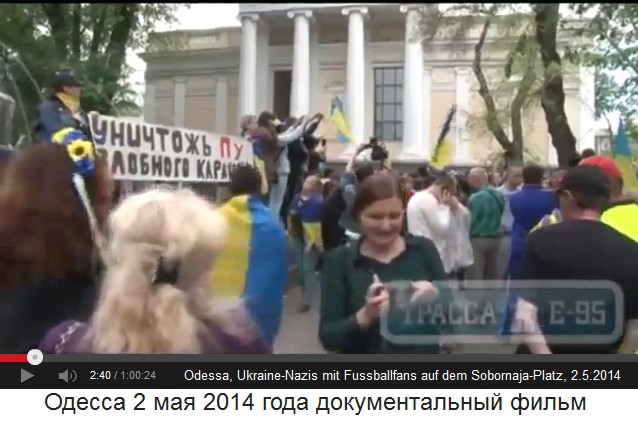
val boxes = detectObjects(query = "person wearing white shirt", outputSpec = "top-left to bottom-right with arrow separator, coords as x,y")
496,167 -> 522,279
406,175 -> 472,281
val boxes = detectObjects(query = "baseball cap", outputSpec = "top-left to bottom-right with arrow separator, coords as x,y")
579,155 -> 622,179
52,70 -> 82,90
557,165 -> 610,199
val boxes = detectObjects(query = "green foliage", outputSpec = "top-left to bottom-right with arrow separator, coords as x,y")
571,4 -> 638,148
0,3 -> 187,143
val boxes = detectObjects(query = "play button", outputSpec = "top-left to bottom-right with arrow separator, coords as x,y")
20,368 -> 34,384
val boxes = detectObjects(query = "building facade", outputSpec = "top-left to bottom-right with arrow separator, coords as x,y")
141,3 -> 596,165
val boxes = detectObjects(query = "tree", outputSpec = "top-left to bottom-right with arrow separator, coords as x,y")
0,3 -> 186,144
418,4 -> 581,166
533,3 -> 578,165
472,7 -> 540,165
571,4 -> 638,150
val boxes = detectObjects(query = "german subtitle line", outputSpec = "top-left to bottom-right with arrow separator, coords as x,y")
0,389 -> 631,419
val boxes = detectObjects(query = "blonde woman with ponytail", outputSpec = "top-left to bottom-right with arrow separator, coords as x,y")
39,188 -> 269,354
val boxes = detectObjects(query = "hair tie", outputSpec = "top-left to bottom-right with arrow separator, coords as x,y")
51,128 -> 96,176
152,256 -> 180,286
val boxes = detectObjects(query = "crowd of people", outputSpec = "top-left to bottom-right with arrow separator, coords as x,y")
0,69 -> 637,355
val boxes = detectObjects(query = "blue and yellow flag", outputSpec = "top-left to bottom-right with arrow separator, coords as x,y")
430,105 -> 456,170
330,96 -> 353,144
210,194 -> 288,345
613,119 -> 638,189
251,141 -> 269,194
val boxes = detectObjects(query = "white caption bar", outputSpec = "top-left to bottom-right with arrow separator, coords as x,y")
0,389 -> 628,419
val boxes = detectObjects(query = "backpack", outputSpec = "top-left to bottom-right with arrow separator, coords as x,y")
320,186 -> 347,250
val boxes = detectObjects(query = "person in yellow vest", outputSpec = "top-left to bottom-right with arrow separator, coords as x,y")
580,155 -> 638,242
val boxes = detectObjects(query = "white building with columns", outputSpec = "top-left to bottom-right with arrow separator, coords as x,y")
141,3 -> 596,166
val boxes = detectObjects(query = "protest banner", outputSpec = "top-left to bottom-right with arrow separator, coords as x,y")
89,114 -> 253,183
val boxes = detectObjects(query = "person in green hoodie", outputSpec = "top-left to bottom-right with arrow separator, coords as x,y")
319,173 -> 447,354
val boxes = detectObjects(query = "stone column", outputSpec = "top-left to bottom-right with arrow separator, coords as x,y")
399,4 -> 427,160
423,66 -> 432,158
215,76 -> 228,133
579,65 -> 596,151
364,24 -> 374,140
340,6 -> 368,158
309,23 -> 320,112
256,22 -> 270,114
173,77 -> 186,127
143,83 -> 156,123
454,67 -> 471,163
238,13 -> 259,118
288,10 -> 313,117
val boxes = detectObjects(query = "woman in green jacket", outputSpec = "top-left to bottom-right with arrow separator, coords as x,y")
319,173 -> 447,353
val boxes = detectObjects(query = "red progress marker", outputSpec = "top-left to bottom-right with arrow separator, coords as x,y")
0,354 -> 28,363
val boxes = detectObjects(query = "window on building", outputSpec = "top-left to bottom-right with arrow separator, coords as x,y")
374,67 -> 403,141
595,135 -> 611,154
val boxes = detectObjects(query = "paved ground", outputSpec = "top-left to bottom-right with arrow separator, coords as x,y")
274,286 -> 325,354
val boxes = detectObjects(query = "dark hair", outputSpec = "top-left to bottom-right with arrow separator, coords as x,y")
229,164 -> 261,196
307,150 -> 321,174
416,165 -> 429,178
257,111 -> 277,128
568,152 -> 582,167
351,173 -> 402,220
412,177 -> 426,191
581,148 -> 596,159
322,179 -> 335,198
456,176 -> 471,198
522,164 -> 544,185
569,191 -> 609,212
0,142 -> 112,291
322,167 -> 334,178
354,162 -> 374,183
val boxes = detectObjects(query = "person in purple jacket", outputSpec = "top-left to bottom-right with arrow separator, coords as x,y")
39,189 -> 269,354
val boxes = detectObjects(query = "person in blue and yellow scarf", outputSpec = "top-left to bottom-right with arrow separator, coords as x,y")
210,165 -> 288,349
0,116 -> 113,352
34,70 -> 91,143
289,175 -> 323,313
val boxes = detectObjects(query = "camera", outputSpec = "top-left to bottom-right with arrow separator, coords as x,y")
369,137 -> 389,161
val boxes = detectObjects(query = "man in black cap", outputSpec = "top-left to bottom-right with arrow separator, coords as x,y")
33,70 -> 89,142
519,165 -> 638,353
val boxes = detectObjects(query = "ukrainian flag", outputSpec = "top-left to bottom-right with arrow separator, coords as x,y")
252,141 -> 269,195
210,194 -> 288,346
613,119 -> 638,189
330,96 -> 353,144
430,105 -> 456,170
302,222 -> 322,248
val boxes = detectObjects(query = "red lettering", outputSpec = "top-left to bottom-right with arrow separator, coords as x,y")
220,136 -> 231,159
233,142 -> 244,161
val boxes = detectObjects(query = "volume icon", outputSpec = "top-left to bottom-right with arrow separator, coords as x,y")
58,370 -> 78,384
